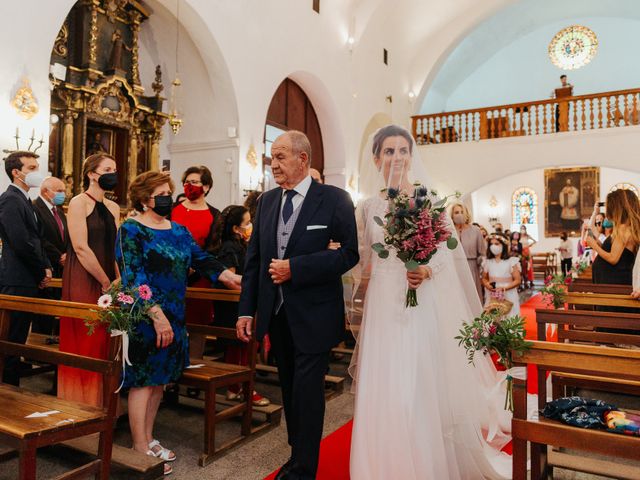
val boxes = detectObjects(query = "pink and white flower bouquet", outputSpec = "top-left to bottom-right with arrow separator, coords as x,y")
85,283 -> 154,337
372,185 -> 458,307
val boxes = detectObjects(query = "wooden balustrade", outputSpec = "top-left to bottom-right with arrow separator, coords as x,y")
412,88 -> 640,145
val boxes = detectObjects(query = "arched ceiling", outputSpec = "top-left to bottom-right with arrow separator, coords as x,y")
420,0 -> 640,112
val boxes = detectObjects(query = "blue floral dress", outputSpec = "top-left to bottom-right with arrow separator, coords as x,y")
116,219 -> 226,388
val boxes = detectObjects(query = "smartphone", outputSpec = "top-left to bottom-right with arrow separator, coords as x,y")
490,282 -> 496,289
597,202 -> 605,207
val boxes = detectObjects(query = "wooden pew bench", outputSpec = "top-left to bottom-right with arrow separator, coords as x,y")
0,295 -> 121,480
170,286 -> 282,467
569,282 -> 633,295
512,341 -> 640,480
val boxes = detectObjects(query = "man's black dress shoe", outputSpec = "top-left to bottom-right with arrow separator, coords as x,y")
274,458 -> 294,480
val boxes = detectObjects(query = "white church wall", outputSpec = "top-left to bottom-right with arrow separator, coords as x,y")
434,16 -> 640,112
470,166 -> 640,256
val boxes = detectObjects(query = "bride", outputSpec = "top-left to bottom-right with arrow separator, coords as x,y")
349,124 -> 512,479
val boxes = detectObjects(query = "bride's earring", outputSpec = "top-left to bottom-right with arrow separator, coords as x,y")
142,205 -> 148,212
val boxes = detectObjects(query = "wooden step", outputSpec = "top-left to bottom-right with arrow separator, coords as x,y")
549,449 -> 640,479
60,434 -> 164,480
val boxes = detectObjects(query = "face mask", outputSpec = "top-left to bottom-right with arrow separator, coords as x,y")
240,223 -> 253,241
602,219 -> 613,229
452,213 -> 465,225
21,171 -> 45,189
489,244 -> 503,256
97,172 -> 118,191
184,183 -> 205,201
51,191 -> 66,206
151,195 -> 173,217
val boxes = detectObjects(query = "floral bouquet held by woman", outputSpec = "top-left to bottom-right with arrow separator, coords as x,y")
85,283 -> 155,390
371,186 -> 458,307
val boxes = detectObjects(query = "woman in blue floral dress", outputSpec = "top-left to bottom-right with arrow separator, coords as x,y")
117,171 -> 241,474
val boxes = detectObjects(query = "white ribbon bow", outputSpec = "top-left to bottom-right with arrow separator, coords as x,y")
486,366 -> 527,442
110,329 -> 132,393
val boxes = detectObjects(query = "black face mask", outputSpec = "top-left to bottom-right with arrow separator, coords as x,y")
151,195 -> 173,217
98,172 -> 118,191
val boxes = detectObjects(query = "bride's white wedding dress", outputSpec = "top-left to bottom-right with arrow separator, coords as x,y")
350,196 -> 512,480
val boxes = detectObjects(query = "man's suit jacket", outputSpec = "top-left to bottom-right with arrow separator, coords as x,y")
33,197 -> 69,278
238,180 -> 359,353
0,185 -> 51,287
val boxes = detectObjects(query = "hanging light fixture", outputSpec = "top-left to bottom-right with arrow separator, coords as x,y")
169,0 -> 183,134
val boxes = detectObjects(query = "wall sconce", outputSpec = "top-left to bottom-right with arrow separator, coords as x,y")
408,91 -> 416,104
346,174 -> 361,205
488,195 -> 499,225
2,128 -> 44,156
346,36 -> 355,52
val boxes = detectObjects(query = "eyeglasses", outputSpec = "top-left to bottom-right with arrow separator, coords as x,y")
184,180 -> 203,186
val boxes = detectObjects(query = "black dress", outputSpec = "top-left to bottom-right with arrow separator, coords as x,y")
592,236 -> 636,285
591,236 -> 638,330
214,239 -> 246,329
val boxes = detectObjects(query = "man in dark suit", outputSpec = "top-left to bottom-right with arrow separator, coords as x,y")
33,176 -> 69,335
0,151 -> 52,385
237,131 -> 359,479
33,176 -> 68,278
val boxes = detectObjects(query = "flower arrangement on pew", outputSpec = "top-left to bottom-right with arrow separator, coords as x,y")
85,283 -> 154,390
540,273 -> 572,309
571,260 -> 590,278
371,185 -> 459,307
456,311 -> 532,411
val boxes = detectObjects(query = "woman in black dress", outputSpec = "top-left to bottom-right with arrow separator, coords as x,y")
211,205 -> 270,406
587,189 -> 640,285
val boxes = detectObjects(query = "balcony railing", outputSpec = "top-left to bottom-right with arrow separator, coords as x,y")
411,88 -> 640,145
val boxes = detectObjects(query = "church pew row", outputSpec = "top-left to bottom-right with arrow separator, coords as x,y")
569,281 -> 633,295
512,341 -> 640,480
0,295 -> 133,480
30,280 -> 284,467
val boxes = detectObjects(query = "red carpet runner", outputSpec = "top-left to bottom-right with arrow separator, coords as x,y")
264,420 -> 353,480
264,294 -> 550,479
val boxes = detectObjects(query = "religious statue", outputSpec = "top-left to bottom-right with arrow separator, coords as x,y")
109,30 -> 132,72
559,177 -> 580,229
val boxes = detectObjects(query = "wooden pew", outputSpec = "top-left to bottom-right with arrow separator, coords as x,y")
532,252 -> 556,279
512,341 -> 640,480
565,291 -> 640,310
0,295 -> 121,480
569,282 -> 633,295
43,281 -> 285,467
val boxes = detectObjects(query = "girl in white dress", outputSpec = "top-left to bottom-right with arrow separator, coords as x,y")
482,234 -> 522,317
349,125 -> 512,480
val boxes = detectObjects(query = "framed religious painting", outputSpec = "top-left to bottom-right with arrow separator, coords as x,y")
544,166 -> 599,237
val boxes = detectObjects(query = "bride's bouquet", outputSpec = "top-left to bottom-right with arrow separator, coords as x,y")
371,185 -> 458,307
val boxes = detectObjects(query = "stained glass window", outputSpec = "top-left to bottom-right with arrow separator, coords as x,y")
609,183 -> 639,196
512,187 -> 538,225
548,25 -> 598,70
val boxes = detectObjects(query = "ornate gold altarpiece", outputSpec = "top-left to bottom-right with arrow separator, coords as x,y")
49,0 -> 168,204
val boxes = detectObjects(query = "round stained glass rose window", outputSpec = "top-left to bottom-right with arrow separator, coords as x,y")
548,25 -> 598,70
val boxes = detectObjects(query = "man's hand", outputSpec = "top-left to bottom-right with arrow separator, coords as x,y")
269,259 -> 291,284
59,253 -> 67,267
219,269 -> 242,290
327,239 -> 341,250
236,316 -> 252,342
39,268 -> 53,289
406,266 -> 432,290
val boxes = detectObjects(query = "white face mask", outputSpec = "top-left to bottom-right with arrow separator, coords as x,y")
21,171 -> 45,189
489,244 -> 503,256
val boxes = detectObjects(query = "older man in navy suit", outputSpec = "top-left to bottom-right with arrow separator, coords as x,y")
237,131 -> 358,479
0,151 -> 52,385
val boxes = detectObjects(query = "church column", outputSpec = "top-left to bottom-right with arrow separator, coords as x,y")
150,131 -> 161,171
129,129 -> 139,182
61,111 -> 77,179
